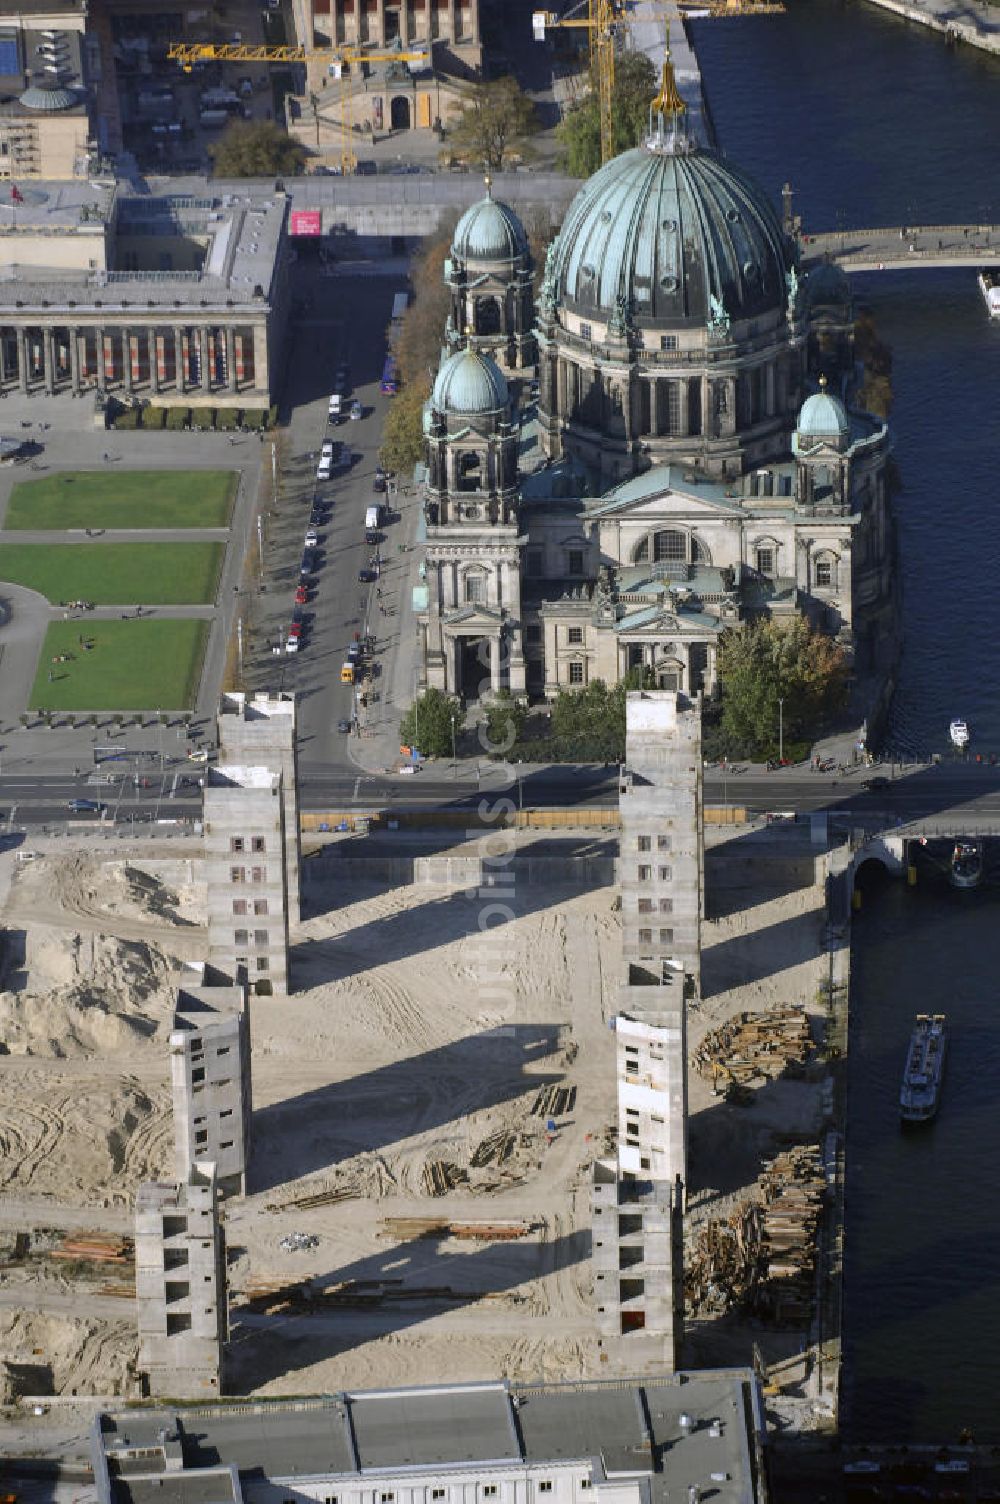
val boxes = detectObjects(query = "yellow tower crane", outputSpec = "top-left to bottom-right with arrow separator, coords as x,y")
167,41 -> 431,175
531,0 -> 784,166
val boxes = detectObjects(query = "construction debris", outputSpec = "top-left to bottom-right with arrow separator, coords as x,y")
266,1184 -> 362,1212
240,1277 -> 520,1315
685,1142 -> 826,1326
48,1233 -> 134,1265
278,1231 -> 319,1252
470,1130 -> 517,1168
531,1083 -> 576,1118
693,1005 -> 814,1089
422,1160 -> 469,1197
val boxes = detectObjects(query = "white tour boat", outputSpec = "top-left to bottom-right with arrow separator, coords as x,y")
979,269 -> 1000,320
950,718 -> 970,750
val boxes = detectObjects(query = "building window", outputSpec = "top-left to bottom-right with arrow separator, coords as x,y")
484,1490 -> 498,1500
567,626 -> 583,644
381,1494 -> 395,1502
659,928 -> 674,944
251,836 -> 266,853
465,572 -> 485,603
254,929 -> 269,946
660,334 -> 677,351
539,1485 -> 553,1495
217,1046 -> 230,1058
657,835 -> 671,851
195,1129 -> 208,1146
256,957 -> 269,972
234,928 -> 248,945
779,474 -> 793,497
815,558 -> 834,587
568,662 -> 584,685
756,546 -> 776,576
653,529 -> 686,563
230,837 -> 245,853
637,865 -> 651,881
230,866 -> 245,884
637,898 -> 653,914
637,836 -> 651,852
659,898 -> 672,914
568,549 -> 584,575
658,865 -> 672,881
432,1492 -> 446,1501
638,927 -> 652,944
232,899 -> 247,915
251,866 -> 264,883
254,899 -> 269,916
579,322 -> 592,341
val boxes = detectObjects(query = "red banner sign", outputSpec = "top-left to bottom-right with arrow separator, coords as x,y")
291,209 -> 322,237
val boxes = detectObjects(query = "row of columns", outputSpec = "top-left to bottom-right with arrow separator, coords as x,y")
0,324 -> 261,397
326,0 -> 478,47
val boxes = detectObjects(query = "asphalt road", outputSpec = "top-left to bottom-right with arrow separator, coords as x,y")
5,763 -> 1000,829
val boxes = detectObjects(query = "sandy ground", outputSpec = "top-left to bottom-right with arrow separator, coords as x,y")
0,826 -> 831,1401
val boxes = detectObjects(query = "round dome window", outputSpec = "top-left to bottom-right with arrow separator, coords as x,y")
659,274 -> 679,292
727,208 -> 742,223
661,218 -> 676,233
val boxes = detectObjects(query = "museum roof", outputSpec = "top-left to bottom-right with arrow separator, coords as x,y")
0,25 -> 87,115
0,185 -> 286,312
93,1373 -> 762,1504
584,465 -> 742,517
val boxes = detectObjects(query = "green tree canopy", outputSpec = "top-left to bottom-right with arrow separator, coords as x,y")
446,78 -> 540,171
208,120 -> 307,178
716,618 -> 849,756
547,667 -> 655,762
379,377 -> 430,476
556,52 -> 658,178
399,688 -> 461,760
482,690 -> 527,758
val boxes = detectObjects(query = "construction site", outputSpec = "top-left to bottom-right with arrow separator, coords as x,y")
0,791 -> 838,1407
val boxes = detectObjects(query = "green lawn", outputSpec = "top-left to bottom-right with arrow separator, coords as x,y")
4,470 -> 237,530
31,620 -> 209,711
0,542 -> 223,604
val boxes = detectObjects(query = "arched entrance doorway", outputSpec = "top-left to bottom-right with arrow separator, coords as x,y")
456,635 -> 491,698
390,95 -> 411,130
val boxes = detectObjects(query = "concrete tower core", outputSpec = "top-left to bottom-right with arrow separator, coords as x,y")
593,690 -> 702,1376
217,693 -> 300,926
204,764 -> 290,995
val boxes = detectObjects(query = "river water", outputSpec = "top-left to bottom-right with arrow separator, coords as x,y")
692,0 -> 1000,1442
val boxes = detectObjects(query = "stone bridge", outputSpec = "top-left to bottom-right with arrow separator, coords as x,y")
801,223 -> 1000,271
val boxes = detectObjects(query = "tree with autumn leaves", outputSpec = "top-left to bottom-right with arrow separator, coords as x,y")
716,618 -> 849,758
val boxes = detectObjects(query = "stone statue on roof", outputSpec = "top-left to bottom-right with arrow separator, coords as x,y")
539,238 -> 560,312
708,292 -> 731,335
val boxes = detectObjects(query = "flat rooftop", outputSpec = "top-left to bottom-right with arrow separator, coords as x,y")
207,764 -> 280,792
93,1374 -> 762,1504
0,186 -> 286,311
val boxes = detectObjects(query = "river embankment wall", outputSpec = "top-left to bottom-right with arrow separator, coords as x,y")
859,0 -> 1000,55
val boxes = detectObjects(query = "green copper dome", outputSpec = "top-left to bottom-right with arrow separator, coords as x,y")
431,346 -> 509,415
548,136 -> 791,327
797,388 -> 849,441
452,190 -> 529,263
804,260 -> 851,306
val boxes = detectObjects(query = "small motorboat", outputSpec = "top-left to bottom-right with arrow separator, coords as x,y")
950,718 -> 970,750
949,840 -> 983,890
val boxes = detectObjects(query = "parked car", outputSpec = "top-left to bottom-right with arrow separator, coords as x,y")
300,552 -> 317,578
320,441 -> 334,460
328,393 -> 342,421
285,636 -> 300,654
337,717 -> 353,734
304,527 -> 319,548
862,775 -> 891,791
373,469 -> 387,493
288,620 -> 303,638
295,584 -> 310,605
67,798 -> 105,813
358,567 -> 378,583
316,456 -> 331,481
350,399 -> 363,421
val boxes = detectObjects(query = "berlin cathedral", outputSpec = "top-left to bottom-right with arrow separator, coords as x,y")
413,66 -> 895,703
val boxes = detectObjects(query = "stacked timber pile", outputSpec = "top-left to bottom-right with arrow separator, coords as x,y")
381,1216 -> 536,1241
531,1083 -> 576,1117
754,1143 -> 825,1324
470,1129 -> 517,1168
684,1143 -> 826,1327
693,1005 -> 814,1089
422,1160 -> 469,1196
49,1233 -> 134,1265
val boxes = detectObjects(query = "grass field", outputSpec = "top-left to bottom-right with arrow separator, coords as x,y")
4,470 -> 237,530
30,620 -> 209,710
0,542 -> 224,604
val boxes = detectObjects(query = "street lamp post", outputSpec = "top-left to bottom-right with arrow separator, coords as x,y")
778,696 -> 785,766
451,713 -> 457,777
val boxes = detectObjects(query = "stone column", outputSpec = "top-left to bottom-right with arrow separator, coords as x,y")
765,361 -> 776,418
69,327 -> 81,395
174,327 -> 185,392
149,330 -> 160,394
649,379 -> 660,437
95,328 -> 107,393
199,327 -> 211,391
399,0 -> 410,45
448,0 -> 458,42
723,376 -> 737,437
225,326 -> 237,393
121,328 -> 133,394
375,0 -> 386,45
677,377 -> 689,438
0,332 -> 7,386
43,328 -> 55,394
252,323 -> 268,393
489,633 -> 501,693
16,327 -> 27,392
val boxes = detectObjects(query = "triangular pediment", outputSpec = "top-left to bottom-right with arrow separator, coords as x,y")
584,467 -> 743,521
443,604 -> 505,627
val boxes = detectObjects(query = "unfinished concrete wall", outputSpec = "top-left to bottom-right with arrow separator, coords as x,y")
217,693 -> 300,925
170,968 -> 251,1197
204,765 -> 289,995
135,1162 -> 227,1399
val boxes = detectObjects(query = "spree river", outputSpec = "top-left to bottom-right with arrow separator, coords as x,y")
693,0 -> 1000,1442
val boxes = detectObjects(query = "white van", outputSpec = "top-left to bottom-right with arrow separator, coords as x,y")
328,393 -> 342,421
365,503 -> 382,531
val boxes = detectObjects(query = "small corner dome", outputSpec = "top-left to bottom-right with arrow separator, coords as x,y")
797,388 -> 849,442
452,193 -> 528,263
19,83 -> 77,111
432,346 -> 509,414
804,260 -> 851,306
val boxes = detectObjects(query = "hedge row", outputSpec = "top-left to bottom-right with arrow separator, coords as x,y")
112,405 -> 278,432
